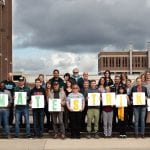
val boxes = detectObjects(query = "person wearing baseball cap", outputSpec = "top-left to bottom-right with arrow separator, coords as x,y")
14,76 -> 31,138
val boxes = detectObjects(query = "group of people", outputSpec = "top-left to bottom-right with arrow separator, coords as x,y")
0,68 -> 149,139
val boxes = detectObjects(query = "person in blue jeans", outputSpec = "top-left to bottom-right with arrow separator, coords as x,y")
0,81 -> 12,138
14,76 -> 31,138
30,78 -> 47,138
130,77 -> 148,138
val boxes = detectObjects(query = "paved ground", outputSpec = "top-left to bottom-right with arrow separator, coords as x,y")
0,138 -> 150,150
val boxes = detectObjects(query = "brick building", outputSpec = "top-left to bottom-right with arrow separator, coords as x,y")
0,0 -> 12,80
98,43 -> 150,75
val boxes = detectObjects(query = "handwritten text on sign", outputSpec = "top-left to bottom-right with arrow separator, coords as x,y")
70,98 -> 82,111
49,99 -> 61,112
88,93 -> 100,106
32,95 -> 44,108
116,94 -> 127,107
14,92 -> 27,105
0,94 -> 8,107
102,93 -> 116,106
133,92 -> 145,105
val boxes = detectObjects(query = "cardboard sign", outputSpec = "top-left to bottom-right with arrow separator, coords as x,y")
31,95 -> 44,108
49,99 -> 61,112
0,94 -> 8,107
116,94 -> 128,107
147,99 -> 150,111
133,92 -> 145,106
70,98 -> 82,111
88,93 -> 100,106
102,93 -> 116,106
14,92 -> 27,105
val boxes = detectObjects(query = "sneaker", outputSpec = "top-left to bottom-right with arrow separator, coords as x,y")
122,135 -> 127,138
141,135 -> 145,138
26,134 -> 31,138
135,134 -> 139,138
86,134 -> 91,139
54,134 -> 58,139
3,135 -> 11,139
61,134 -> 65,139
94,133 -> 99,139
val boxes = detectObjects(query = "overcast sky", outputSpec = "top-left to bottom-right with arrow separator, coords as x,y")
12,0 -> 150,74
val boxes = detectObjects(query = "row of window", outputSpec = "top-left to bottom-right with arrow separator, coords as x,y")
99,56 -> 148,68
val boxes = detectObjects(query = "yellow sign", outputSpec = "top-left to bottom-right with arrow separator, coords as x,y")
133,92 -> 145,105
102,93 -> 115,106
88,93 -> 100,106
70,98 -> 82,111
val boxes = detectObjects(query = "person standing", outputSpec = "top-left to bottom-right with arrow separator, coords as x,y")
45,81 -> 52,131
38,74 -> 46,89
71,68 -> 82,85
117,86 -> 130,138
3,72 -> 16,126
0,81 -> 12,138
130,77 -> 148,138
80,80 -> 90,131
67,84 -> 85,139
14,76 -> 30,138
78,72 -> 90,90
30,78 -> 47,138
64,79 -> 73,132
102,86 -> 113,138
86,80 -> 100,139
48,81 -> 66,139
49,69 -> 64,89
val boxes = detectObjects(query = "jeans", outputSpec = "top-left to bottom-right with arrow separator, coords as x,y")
102,111 -> 113,136
33,108 -> 44,136
0,109 -> 10,136
133,107 -> 146,135
52,112 -> 65,134
15,106 -> 30,136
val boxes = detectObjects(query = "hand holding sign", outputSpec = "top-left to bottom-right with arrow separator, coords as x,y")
49,99 -> 61,112
102,93 -> 115,106
133,92 -> 145,105
0,94 -> 8,107
32,95 -> 44,108
116,94 -> 127,107
14,92 -> 27,106
70,98 -> 82,111
88,93 -> 100,106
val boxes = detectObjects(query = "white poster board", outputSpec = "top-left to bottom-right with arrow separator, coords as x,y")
14,92 -> 27,105
0,94 -> 8,107
88,93 -> 100,106
70,98 -> 82,111
116,94 -> 128,107
49,99 -> 61,112
102,93 -> 116,106
133,92 -> 145,106
31,95 -> 44,108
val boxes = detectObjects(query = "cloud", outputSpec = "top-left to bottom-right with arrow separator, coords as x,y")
13,50 -> 97,74
13,0 -> 150,52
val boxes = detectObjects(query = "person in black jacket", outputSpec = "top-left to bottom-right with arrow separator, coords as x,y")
49,69 -> 64,89
130,77 -> 148,138
30,78 -> 47,138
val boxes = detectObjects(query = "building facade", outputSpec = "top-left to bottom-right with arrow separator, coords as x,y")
0,0 -> 12,80
98,43 -> 150,75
